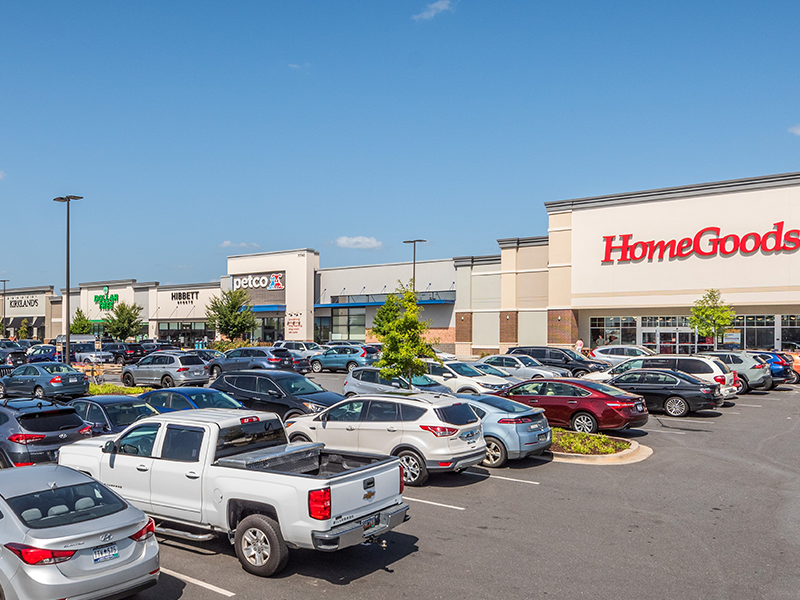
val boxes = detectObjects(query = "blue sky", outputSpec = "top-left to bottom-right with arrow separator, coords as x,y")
2,1 -> 800,290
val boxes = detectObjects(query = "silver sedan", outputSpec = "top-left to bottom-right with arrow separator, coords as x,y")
478,354 -> 570,378
0,465 -> 160,600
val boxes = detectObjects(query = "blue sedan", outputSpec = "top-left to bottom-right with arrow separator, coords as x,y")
140,387 -> 245,412
69,395 -> 160,435
457,394 -> 552,468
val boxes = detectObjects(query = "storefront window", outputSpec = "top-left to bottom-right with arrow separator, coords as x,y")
724,315 -> 775,350
252,317 -> 284,343
332,308 -> 366,341
641,316 -> 713,354
314,317 -> 331,344
589,317 -> 636,348
781,315 -> 800,351
158,321 -> 215,345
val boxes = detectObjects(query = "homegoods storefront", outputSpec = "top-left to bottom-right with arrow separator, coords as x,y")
454,171 -> 800,354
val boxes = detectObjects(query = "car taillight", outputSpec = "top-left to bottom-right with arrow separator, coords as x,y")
498,417 -> 532,424
13,462 -> 34,467
755,363 -> 765,369
399,464 -> 404,493
78,425 -> 92,436
420,425 -> 459,437
732,371 -> 739,384
360,349 -> 366,357
176,367 -> 189,372
309,487 -> 331,520
775,357 -> 787,366
49,376 -> 62,384
129,517 -> 155,542
240,416 -> 259,424
4,543 -> 76,565
126,350 -> 134,354
268,358 -> 281,363
7,434 -> 46,445
700,387 -> 713,394
714,375 -> 726,384
6,356 -> 12,365
589,350 -> 595,357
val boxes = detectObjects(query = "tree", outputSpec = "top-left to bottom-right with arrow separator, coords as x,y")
17,318 -> 28,340
205,288 -> 257,341
374,282 -> 437,383
103,302 -> 144,341
689,289 -> 736,350
70,308 -> 93,334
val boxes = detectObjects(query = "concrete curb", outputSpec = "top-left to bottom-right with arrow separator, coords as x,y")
547,436 -> 653,465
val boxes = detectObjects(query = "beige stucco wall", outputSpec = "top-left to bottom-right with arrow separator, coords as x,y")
518,311 -> 548,345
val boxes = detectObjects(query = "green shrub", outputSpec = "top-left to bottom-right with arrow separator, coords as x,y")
89,383 -> 148,396
209,340 -> 272,352
551,428 -> 630,455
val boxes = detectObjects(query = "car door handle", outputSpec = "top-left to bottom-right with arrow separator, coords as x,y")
386,427 -> 397,432
567,400 -> 578,404
185,471 -> 200,479
346,426 -> 355,431
309,426 -> 316,430
136,465 -> 149,472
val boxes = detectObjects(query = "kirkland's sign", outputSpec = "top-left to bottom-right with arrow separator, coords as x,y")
602,222 -> 800,264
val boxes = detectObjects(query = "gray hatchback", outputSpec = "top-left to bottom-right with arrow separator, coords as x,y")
121,352 -> 209,388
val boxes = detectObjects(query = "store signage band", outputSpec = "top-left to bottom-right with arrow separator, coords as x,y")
602,221 -> 800,264
171,291 -> 200,304
232,273 -> 284,291
8,296 -> 38,309
94,286 -> 119,310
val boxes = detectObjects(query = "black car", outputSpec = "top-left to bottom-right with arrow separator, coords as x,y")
141,342 -> 180,355
608,368 -> 722,417
0,399 -> 91,466
209,369 -> 345,419
0,341 -> 28,369
102,342 -> 146,365
508,346 -> 610,377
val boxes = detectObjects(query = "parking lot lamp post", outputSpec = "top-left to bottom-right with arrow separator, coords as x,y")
0,279 -> 8,337
53,196 -> 82,365
403,239 -> 427,294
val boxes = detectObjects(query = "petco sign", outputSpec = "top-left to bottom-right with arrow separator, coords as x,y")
602,221 -> 800,264
232,273 -> 285,292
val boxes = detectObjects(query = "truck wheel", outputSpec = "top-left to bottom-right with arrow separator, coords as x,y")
234,514 -> 289,577
398,450 -> 429,486
311,360 -> 322,373
122,373 -> 135,387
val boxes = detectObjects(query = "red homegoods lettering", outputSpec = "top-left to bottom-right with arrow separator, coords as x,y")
602,222 -> 800,264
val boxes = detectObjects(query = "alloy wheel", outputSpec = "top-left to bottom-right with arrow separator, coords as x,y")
484,440 -> 503,466
399,454 -> 421,482
665,396 -> 688,417
572,414 -> 596,433
241,528 -> 271,567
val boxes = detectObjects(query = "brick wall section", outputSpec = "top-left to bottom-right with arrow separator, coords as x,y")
456,312 -> 473,343
499,311 -> 518,344
548,309 -> 578,345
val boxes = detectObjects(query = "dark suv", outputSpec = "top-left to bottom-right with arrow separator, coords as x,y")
0,400 -> 91,466
0,341 -> 28,370
206,347 -> 295,379
508,346 -> 610,376
102,342 -> 146,365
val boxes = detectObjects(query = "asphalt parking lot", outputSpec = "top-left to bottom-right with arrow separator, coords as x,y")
129,373 -> 800,600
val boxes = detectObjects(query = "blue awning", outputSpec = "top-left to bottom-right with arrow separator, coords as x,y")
252,305 -> 286,312
314,299 -> 454,309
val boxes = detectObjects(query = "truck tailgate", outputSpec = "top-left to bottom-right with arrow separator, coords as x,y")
329,459 -> 402,527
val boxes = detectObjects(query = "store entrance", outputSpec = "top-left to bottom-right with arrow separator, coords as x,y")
641,328 -> 714,354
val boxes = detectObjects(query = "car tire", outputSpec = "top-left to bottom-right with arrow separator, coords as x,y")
787,370 -> 800,385
233,514 -> 289,577
532,374 -> 542,379
482,436 -> 508,468
345,391 -> 357,398
664,396 -> 689,417
161,375 -> 175,388
311,361 -> 322,373
572,369 -> 588,378
122,373 -> 135,387
115,356 -> 124,365
398,450 -> 429,486
346,362 -> 358,373
457,388 -> 478,394
0,382 -> 5,398
283,411 -> 302,421
33,386 -> 45,399
211,366 -> 222,379
570,411 -> 598,433
735,377 -> 750,395
289,433 -> 311,443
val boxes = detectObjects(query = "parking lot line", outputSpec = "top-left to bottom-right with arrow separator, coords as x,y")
657,418 -> 713,424
736,403 -> 763,408
639,428 -> 686,435
404,497 -> 466,511
161,568 -> 236,597
462,471 -> 540,485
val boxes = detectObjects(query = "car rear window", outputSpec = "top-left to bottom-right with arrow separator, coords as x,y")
215,418 -> 287,460
677,358 -> 714,374
6,482 -> 126,529
472,396 -> 532,413
364,346 -> 380,355
17,410 -> 84,432
179,356 -> 204,366
39,364 -> 80,375
434,403 -> 479,425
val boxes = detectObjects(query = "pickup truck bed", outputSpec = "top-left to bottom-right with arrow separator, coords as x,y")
216,442 -> 384,477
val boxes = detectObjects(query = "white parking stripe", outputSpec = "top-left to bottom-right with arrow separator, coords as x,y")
639,428 -> 686,435
161,568 -> 236,597
462,472 -> 540,485
404,497 -> 466,511
736,403 -> 762,408
657,418 -> 714,424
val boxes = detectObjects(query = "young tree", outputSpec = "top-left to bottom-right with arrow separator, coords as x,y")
17,318 -> 28,340
103,302 -> 144,341
374,282 -> 437,383
70,308 -> 93,335
689,289 -> 736,350
205,289 -> 257,341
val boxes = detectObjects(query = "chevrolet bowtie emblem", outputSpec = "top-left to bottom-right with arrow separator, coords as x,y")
363,490 -> 375,500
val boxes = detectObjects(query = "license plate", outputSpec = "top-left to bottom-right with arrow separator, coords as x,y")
193,370 -> 201,375
69,376 -> 77,383
361,515 -> 378,531
538,433 -> 547,441
93,543 -> 119,563
635,403 -> 644,412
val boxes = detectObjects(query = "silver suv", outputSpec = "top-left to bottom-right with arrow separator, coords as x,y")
272,340 -> 324,359
700,351 -> 773,394
121,352 -> 209,388
590,345 -> 654,366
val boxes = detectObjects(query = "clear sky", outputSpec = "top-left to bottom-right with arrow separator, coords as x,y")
2,1 -> 800,291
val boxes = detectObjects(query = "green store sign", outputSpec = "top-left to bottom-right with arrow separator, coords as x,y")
94,286 -> 119,311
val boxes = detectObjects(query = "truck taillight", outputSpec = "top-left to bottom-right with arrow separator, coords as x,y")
129,517 -> 155,542
4,543 -> 76,565
420,425 -> 459,437
309,487 -> 331,520
399,464 -> 404,493
240,416 -> 259,424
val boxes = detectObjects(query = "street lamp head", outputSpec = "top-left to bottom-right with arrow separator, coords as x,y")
403,239 -> 427,244
53,195 -> 83,202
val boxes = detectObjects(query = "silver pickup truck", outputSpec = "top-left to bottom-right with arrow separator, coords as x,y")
58,408 -> 409,577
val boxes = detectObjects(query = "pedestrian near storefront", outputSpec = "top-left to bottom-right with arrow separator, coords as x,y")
575,338 -> 584,354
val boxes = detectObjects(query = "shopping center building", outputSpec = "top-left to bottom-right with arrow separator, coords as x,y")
10,171 -> 800,354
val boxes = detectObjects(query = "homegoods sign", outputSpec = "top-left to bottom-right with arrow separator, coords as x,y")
602,222 -> 800,264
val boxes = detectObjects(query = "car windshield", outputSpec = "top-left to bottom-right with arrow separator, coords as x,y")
561,348 -> 586,361
516,355 -> 541,367
472,396 -> 532,413
40,364 -> 79,375
473,364 -> 511,378
447,363 -> 483,377
306,343 -> 322,351
0,341 -> 21,349
186,391 -> 243,409
104,402 -> 159,427
409,374 -> 439,386
277,375 -> 325,395
7,481 -> 126,529
579,380 -> 638,397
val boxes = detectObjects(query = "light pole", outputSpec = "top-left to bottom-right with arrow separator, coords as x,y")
54,196 -> 82,364
403,239 -> 427,294
0,279 -> 8,337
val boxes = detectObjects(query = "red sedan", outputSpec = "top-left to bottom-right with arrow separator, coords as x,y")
494,378 -> 648,433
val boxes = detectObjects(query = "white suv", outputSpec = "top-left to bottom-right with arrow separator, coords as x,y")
272,340 -> 324,359
425,360 -> 509,393
284,393 -> 486,486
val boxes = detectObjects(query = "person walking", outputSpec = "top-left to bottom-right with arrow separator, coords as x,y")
575,338 -> 584,354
